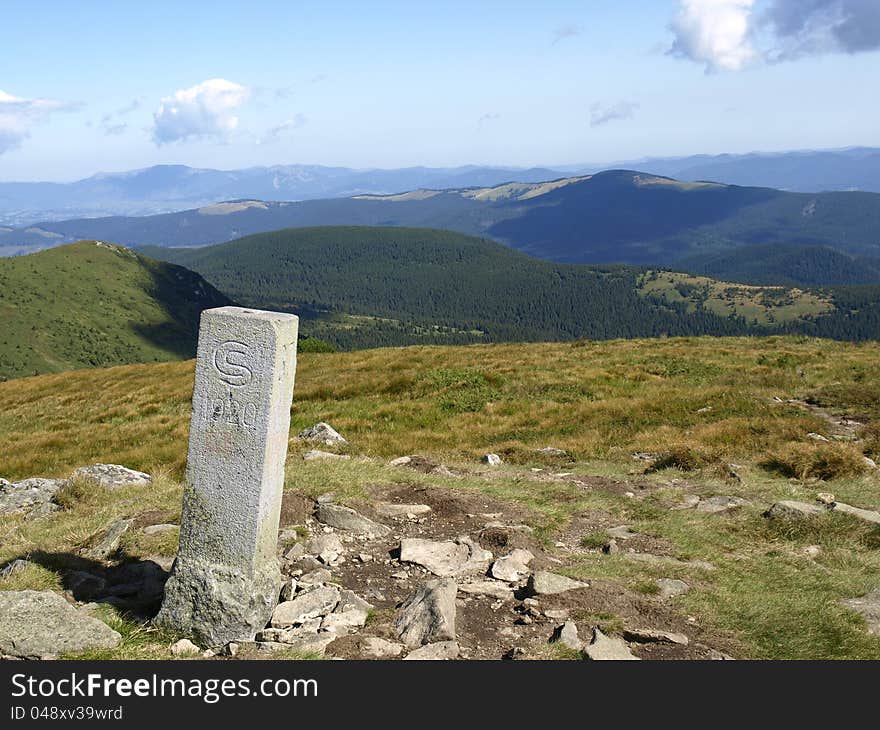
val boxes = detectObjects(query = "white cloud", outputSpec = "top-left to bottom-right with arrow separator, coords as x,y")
669,0 -> 757,72
669,0 -> 880,71
258,114 -> 307,144
0,90 -> 71,154
152,78 -> 249,145
590,100 -> 639,128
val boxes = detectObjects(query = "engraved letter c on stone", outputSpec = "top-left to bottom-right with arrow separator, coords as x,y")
213,340 -> 254,387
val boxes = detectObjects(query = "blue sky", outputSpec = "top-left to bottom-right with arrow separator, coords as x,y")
1,0 -> 878,180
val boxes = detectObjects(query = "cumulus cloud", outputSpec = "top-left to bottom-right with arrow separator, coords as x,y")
590,100 -> 639,128
669,0 -> 880,71
152,78 -> 249,145
0,90 -> 73,154
669,0 -> 757,72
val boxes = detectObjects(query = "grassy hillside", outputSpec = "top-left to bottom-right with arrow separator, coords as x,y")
0,241 -> 232,380
6,170 -> 880,279
3,337 -> 880,659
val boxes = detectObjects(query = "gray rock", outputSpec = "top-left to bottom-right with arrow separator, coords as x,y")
403,641 -> 460,660
315,503 -> 390,537
606,525 -> 638,540
458,580 -> 514,600
832,502 -> 880,525
375,503 -> 432,518
695,496 -> 748,514
143,523 -> 178,536
482,453 -> 503,466
490,549 -> 534,583
321,608 -> 368,633
303,450 -> 350,461
70,464 -> 152,490
279,579 -> 299,601
0,477 -> 66,515
337,589 -> 373,614
534,447 -> 568,458
170,638 -> 200,656
842,589 -> 880,635
305,534 -> 344,564
270,586 -> 340,627
550,621 -> 583,651
283,543 -> 305,561
672,495 -> 701,510
394,578 -> 458,647
584,628 -> 639,661
399,537 -> 491,577
257,634 -> 337,656
297,422 -> 347,446
0,590 -> 121,659
86,518 -> 133,560
764,500 -> 825,520
298,568 -> 332,586
358,637 -> 404,659
623,628 -> 689,645
656,578 -> 690,599
526,570 -> 588,596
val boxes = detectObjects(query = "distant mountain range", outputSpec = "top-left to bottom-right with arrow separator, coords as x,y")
4,170 -> 880,287
2,146 -> 880,226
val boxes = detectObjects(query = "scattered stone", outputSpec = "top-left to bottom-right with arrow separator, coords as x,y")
602,540 -> 620,555
85,518 -> 133,560
865,457 -> 878,469
550,621 -> 583,652
283,543 -> 306,561
534,447 -> 568,458
143,523 -> 178,536
458,580 -> 514,600
70,464 -> 152,490
357,553 -> 373,564
155,307 -> 299,647
0,477 -> 66,516
257,634 -> 337,656
0,590 -> 121,659
606,525 -> 638,540
696,406 -> 713,414
656,578 -> 690,599
706,649 -> 736,660
170,638 -> 201,656
544,609 -> 570,621
270,586 -> 340,628
503,647 -> 526,660
305,534 -> 344,564
764,500 -> 825,520
807,432 -> 829,442
672,495 -> 701,510
695,496 -> 748,514
832,502 -> 880,525
584,628 -> 639,661
0,559 -> 33,579
321,607 -> 368,633
375,503 -> 432,519
816,492 -> 836,505
802,544 -> 822,558
623,628 -> 689,646
399,537 -> 491,577
303,450 -> 350,461
297,422 -> 347,446
394,577 -> 458,647
279,579 -> 299,601
315,503 -> 390,537
482,453 -> 503,466
359,637 -> 404,659
223,642 -> 240,657
298,568 -> 332,586
841,589 -> 880,635
490,549 -> 534,583
525,571 -> 588,596
338,589 -> 373,614
403,641 -> 460,660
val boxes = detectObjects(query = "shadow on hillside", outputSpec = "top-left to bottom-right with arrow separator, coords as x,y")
3,550 -> 170,621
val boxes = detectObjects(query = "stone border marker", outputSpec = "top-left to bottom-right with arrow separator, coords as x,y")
156,306 -> 299,646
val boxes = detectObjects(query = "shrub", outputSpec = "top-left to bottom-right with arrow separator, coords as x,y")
647,444 -> 715,473
761,442 -> 869,481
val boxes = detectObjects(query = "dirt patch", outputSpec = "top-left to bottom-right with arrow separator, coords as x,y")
280,492 -> 314,527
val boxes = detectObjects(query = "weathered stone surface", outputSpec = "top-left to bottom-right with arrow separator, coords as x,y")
764,500 -> 825,520
0,590 -> 121,659
656,578 -> 690,599
170,638 -> 200,656
550,621 -> 583,651
297,422 -> 347,446
375,503 -> 432,518
156,306 -> 299,646
399,537 -> 492,577
338,589 -> 373,614
315,503 -> 390,537
526,571 -> 588,596
606,525 -> 638,540
143,523 -> 178,536
298,568 -> 332,586
0,477 -> 66,516
86,518 -> 133,560
395,578 -> 458,647
842,589 -> 880,635
482,453 -> 503,466
832,502 -> 880,525
305,534 -> 344,564
279,578 -> 299,601
584,628 -> 639,661
257,634 -> 336,656
490,549 -> 534,582
303,450 -> 350,461
458,580 -> 514,600
695,496 -> 747,514
403,641 -> 460,660
321,608 -> 368,633
70,464 -> 152,490
623,628 -> 689,645
358,637 -> 404,659
534,447 -> 568,458
270,586 -> 340,627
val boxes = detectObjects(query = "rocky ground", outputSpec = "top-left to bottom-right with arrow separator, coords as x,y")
3,427 -> 880,661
